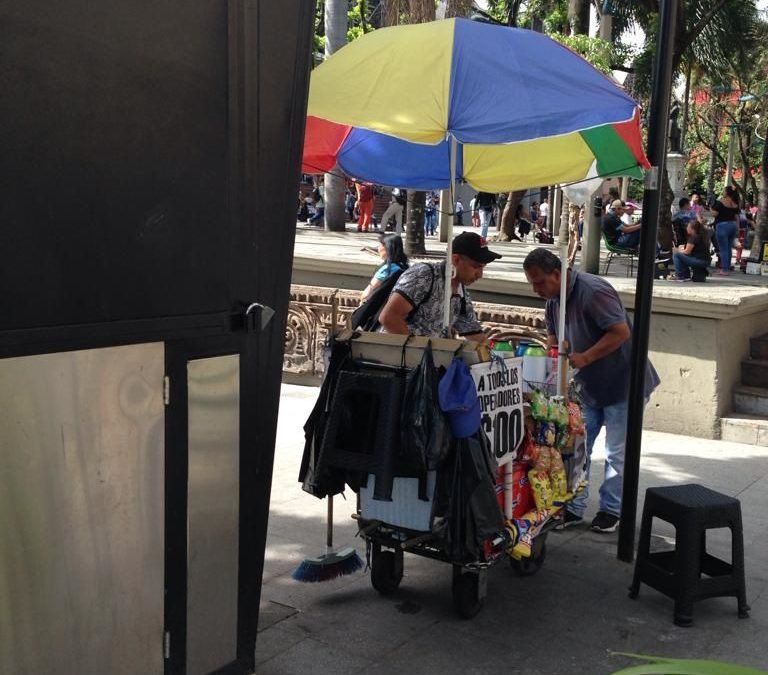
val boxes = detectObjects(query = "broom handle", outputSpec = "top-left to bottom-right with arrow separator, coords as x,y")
327,294 -> 338,554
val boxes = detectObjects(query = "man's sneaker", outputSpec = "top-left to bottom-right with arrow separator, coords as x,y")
591,511 -> 620,533
556,510 -> 584,530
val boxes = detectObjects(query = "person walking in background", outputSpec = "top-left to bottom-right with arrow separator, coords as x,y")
523,248 -> 659,533
470,194 -> 480,228
355,181 -> 374,233
379,188 -> 406,234
538,198 -> 549,228
711,186 -> 740,275
455,199 -> 464,226
424,192 -> 438,236
476,192 -> 497,239
673,218 -> 711,281
360,233 -> 409,302
345,186 -> 357,222
530,201 -> 539,225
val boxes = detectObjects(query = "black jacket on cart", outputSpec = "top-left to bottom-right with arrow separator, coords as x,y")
299,338 -> 354,498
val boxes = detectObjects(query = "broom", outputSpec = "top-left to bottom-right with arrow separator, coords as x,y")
291,495 -> 364,582
292,293 -> 363,582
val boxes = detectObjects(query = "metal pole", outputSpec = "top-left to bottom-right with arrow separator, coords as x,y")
582,193 -> 602,273
557,187 -> 569,397
443,135 -> 458,330
617,0 -> 678,563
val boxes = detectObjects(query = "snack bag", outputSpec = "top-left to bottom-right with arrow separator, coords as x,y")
538,421 -> 557,447
528,447 -> 552,511
510,519 -> 533,558
530,390 -> 548,420
549,448 -> 568,504
517,428 -> 537,464
567,401 -> 585,435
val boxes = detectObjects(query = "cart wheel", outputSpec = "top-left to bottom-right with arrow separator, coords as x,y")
370,549 -> 403,595
452,574 -> 484,619
510,537 -> 547,577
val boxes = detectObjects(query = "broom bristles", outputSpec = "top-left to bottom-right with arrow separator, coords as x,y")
291,547 -> 364,583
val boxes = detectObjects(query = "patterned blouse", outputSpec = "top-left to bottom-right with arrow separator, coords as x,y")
391,262 -> 483,337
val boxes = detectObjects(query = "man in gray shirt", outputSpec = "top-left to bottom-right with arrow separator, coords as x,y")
379,232 -> 501,339
523,248 -> 659,533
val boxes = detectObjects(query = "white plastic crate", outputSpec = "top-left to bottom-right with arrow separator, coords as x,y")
359,472 -> 436,532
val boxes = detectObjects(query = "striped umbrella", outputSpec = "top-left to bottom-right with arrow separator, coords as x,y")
303,18 -> 649,191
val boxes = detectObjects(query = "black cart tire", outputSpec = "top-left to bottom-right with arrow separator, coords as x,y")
510,537 -> 547,577
370,550 -> 402,595
452,574 -> 484,619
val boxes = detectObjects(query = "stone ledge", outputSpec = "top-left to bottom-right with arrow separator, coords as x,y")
293,230 -> 768,321
284,284 -> 547,382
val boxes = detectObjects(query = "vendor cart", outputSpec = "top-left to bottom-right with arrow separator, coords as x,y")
300,331 -> 588,619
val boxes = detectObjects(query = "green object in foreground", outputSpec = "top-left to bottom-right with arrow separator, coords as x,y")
610,652 -> 768,675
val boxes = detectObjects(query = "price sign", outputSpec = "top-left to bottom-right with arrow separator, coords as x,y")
470,357 -> 524,467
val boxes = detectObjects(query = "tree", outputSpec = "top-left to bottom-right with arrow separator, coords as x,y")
402,0 -> 435,256
610,0 -> 760,249
568,0 -> 589,34
382,0 -> 401,26
445,0 -> 474,18
758,129 -> 768,257
322,0 -> 349,232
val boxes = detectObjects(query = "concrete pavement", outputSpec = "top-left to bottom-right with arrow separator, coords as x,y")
256,383 -> 768,674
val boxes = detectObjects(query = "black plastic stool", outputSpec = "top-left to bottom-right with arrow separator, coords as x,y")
629,484 -> 749,626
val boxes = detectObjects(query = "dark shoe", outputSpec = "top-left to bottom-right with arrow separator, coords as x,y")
591,511 -> 619,533
556,510 -> 584,530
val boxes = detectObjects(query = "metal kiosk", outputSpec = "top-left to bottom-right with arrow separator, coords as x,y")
1,2 -> 314,673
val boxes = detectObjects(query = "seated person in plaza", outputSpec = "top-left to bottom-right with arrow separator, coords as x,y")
360,233 -> 408,302
673,219 -> 711,281
602,199 -> 641,249
378,232 -> 501,340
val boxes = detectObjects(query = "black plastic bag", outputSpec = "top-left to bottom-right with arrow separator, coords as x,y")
401,341 -> 451,472
430,430 -> 505,564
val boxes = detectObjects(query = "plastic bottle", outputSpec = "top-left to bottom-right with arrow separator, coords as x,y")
522,344 -> 548,387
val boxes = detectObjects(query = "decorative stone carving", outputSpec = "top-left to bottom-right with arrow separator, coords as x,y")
284,285 -> 547,382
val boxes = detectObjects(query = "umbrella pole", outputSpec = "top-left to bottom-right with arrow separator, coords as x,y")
443,135 -> 458,332
556,186 -> 569,398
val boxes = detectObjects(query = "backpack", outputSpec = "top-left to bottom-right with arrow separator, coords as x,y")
350,263 -> 436,332
350,269 -> 404,331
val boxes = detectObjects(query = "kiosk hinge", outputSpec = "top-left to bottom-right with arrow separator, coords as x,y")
163,376 -> 170,405
164,631 -> 171,659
